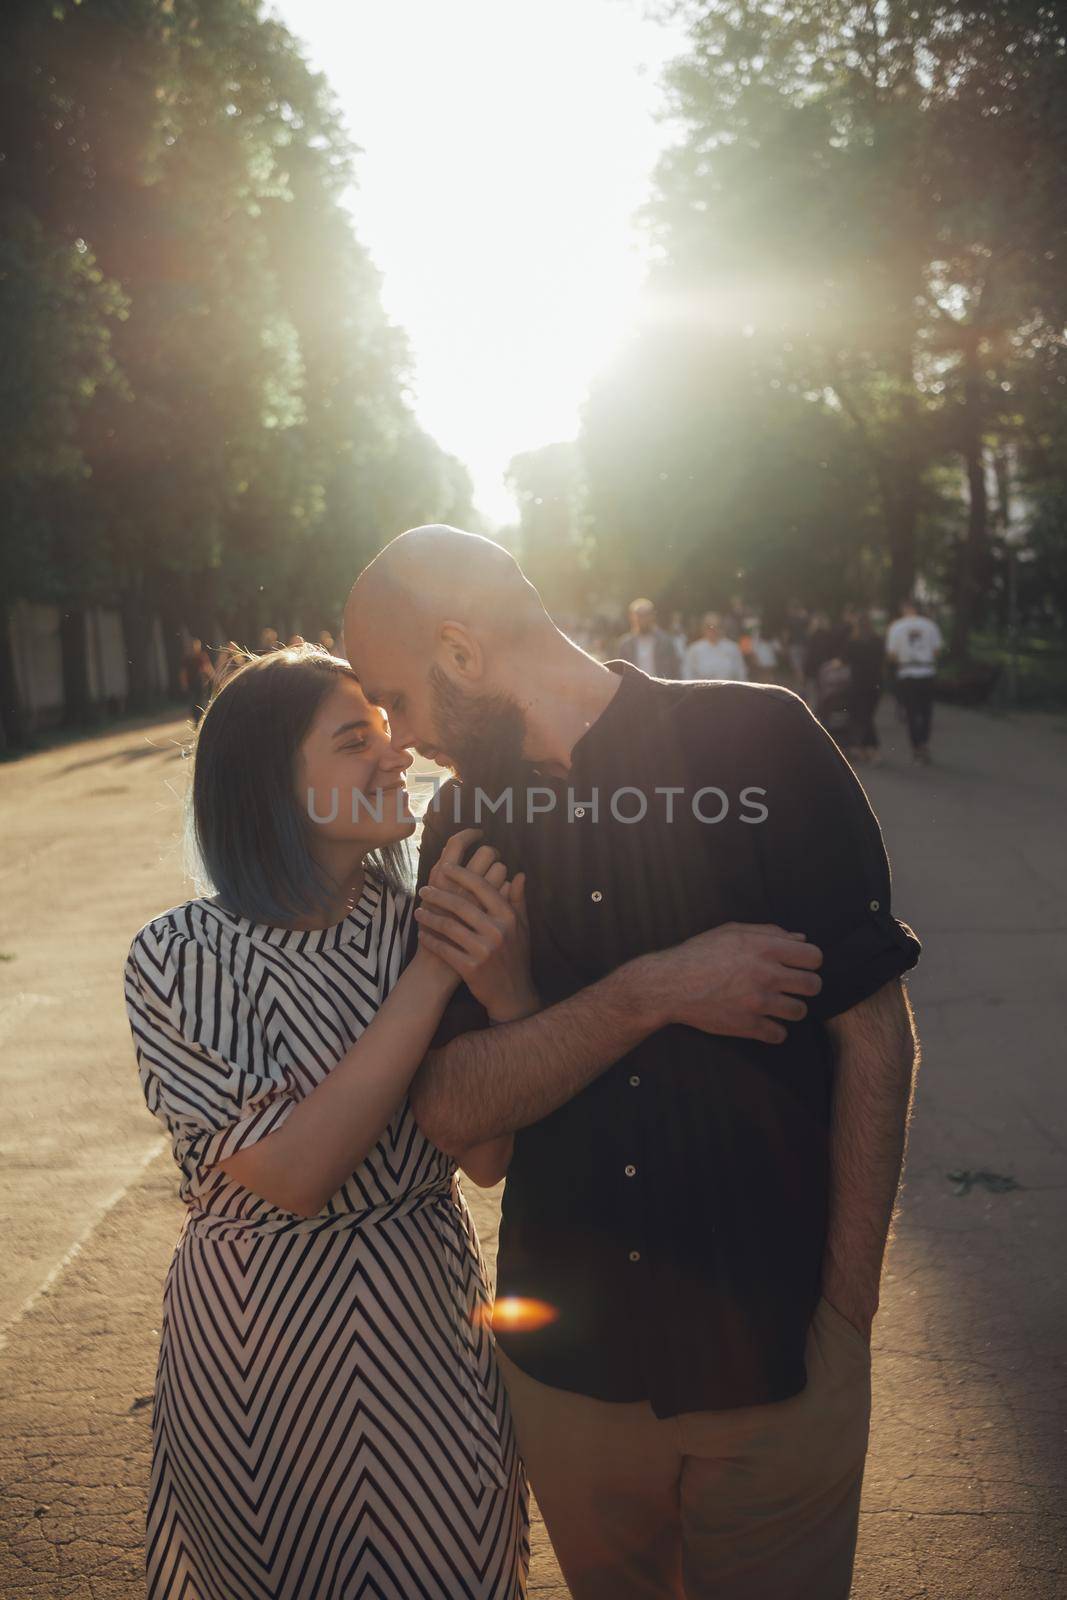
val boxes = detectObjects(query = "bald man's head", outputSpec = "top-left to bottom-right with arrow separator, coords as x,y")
349,525 -> 544,644
341,525 -> 551,777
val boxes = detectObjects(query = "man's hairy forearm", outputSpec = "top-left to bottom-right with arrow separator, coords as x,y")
823,977 -> 919,1328
409,960 -> 660,1153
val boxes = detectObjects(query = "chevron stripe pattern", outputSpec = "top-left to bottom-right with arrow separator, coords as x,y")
124,875 -> 529,1599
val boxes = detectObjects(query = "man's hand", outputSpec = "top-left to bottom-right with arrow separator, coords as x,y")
636,922 -> 823,1044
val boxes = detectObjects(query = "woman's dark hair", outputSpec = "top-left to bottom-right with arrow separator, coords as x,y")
189,643 -> 411,924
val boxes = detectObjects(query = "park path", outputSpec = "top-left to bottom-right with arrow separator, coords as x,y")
1,698 -> 1065,1597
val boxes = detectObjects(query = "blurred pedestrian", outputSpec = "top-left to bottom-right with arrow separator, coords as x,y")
179,637 -> 214,727
746,621 -> 782,685
886,599 -> 943,765
667,609 -> 689,659
803,612 -> 835,702
723,593 -> 746,641
682,613 -> 748,681
784,600 -> 810,689
845,614 -> 885,764
616,598 -> 682,677
814,653 -> 852,744
258,626 -> 280,653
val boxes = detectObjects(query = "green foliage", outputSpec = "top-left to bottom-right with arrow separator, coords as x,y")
586,0 -> 1067,644
0,0 -> 465,685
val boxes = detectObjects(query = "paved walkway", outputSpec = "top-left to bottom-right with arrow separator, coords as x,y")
1,698 -> 1064,1596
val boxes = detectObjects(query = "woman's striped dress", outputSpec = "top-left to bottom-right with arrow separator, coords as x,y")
124,875 -> 528,1600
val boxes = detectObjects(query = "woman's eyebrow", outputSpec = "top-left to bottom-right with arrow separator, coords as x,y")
332,718 -> 372,738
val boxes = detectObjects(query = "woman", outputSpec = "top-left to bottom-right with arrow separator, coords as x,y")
124,644 -> 534,1600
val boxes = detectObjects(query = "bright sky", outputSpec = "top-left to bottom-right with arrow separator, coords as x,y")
271,0 -> 686,525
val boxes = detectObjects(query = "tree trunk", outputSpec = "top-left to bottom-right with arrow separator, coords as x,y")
950,351 -> 990,662
875,446 -> 918,612
0,605 -> 29,750
154,574 -> 189,698
59,607 -> 93,726
991,447 -> 1013,633
883,483 -> 918,614
119,588 -> 157,713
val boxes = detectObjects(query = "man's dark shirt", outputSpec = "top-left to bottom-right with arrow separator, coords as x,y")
415,662 -> 920,1417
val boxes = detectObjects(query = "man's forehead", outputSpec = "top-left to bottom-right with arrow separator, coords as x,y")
346,639 -> 409,698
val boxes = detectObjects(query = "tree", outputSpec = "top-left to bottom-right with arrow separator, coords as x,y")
596,0 -> 1067,648
0,0 -> 476,741
505,442 -> 592,615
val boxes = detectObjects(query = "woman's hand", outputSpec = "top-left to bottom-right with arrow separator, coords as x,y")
415,840 -> 540,1023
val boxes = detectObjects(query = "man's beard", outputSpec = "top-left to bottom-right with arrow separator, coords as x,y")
427,665 -> 528,797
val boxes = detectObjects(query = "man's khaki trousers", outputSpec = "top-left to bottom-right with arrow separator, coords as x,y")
496,1296 -> 871,1600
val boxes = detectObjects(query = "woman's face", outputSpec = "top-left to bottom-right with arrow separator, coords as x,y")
297,676 -> 416,850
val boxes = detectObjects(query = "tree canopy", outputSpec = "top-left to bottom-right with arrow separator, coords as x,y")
0,0 -> 471,731
578,0 -> 1067,646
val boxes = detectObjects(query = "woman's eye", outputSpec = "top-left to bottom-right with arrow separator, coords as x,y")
343,740 -> 368,754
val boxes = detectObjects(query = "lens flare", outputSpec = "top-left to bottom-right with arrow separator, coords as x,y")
479,1296 -> 559,1333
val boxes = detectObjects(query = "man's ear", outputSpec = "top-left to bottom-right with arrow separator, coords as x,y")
438,622 -> 483,681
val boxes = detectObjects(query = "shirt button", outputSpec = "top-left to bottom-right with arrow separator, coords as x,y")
628,1250 -> 641,1262
574,807 -> 586,819
869,898 -> 881,912
591,890 -> 603,903
624,1163 -> 637,1177
629,1075 -> 641,1087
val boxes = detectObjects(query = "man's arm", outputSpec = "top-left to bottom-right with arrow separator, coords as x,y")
409,921 -> 824,1154
410,960 -> 660,1154
822,976 -> 919,1338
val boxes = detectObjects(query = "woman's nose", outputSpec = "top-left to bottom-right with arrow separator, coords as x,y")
380,739 -> 413,772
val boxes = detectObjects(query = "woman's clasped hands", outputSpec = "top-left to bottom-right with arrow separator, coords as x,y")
414,828 -> 540,1024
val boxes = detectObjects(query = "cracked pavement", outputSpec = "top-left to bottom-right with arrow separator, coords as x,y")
1,699 -> 1065,1597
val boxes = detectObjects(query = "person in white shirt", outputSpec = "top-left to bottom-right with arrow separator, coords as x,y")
886,599 -> 943,764
615,599 -> 682,677
682,613 -> 748,682
746,623 -> 780,684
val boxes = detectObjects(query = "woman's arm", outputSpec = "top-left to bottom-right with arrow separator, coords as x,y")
217,950 -> 456,1216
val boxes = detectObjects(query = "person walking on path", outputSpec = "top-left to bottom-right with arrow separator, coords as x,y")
681,612 -> 748,682
178,637 -> 214,726
344,526 -> 923,1600
615,597 -> 682,677
123,645 -> 535,1600
886,599 -> 943,764
783,600 -> 811,690
802,610 -> 836,704
845,613 -> 886,764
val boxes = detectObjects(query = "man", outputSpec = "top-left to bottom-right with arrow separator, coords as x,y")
886,597 -> 943,765
682,612 -> 748,682
344,526 -> 921,1600
616,597 -> 682,677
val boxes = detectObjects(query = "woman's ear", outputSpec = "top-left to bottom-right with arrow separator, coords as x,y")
439,623 -> 483,681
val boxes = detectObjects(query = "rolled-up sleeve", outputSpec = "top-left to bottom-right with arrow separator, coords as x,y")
755,691 -> 920,1021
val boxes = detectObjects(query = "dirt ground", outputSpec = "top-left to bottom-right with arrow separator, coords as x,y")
1,696 -> 1065,1597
